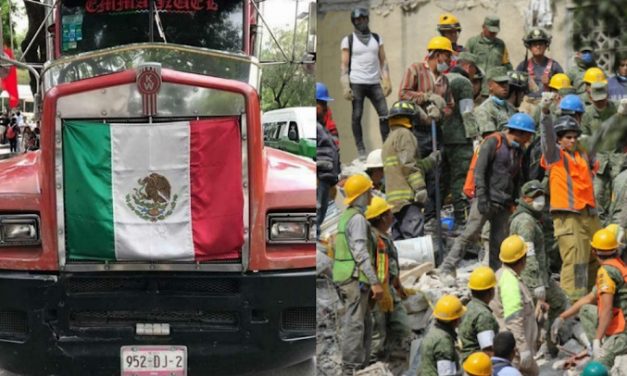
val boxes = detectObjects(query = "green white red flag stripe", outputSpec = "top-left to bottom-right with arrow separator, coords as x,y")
63,118 -> 244,261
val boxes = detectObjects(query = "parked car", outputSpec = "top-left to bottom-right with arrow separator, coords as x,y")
262,107 -> 316,159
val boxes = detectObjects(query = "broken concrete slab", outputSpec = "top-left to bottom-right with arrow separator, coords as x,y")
399,262 -> 434,286
355,362 -> 394,376
611,355 -> 627,375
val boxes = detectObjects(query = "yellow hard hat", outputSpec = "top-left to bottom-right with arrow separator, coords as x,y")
463,352 -> 492,376
548,73 -> 572,90
343,174 -> 373,205
437,13 -> 461,31
591,228 -> 619,252
365,196 -> 393,220
468,266 -> 497,291
583,67 -> 607,84
427,36 -> 454,53
433,294 -> 466,321
499,235 -> 528,263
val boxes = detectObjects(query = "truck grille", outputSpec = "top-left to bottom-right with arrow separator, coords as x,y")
64,277 -> 240,295
281,307 -> 315,332
0,310 -> 28,339
70,310 -> 237,328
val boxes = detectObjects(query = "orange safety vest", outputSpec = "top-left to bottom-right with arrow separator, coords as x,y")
596,258 -> 627,336
541,149 -> 596,212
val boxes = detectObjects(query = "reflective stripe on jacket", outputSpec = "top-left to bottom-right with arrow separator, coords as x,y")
597,258 -> 627,336
541,149 -> 596,212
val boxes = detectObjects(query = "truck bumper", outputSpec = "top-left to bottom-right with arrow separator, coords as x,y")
0,269 -> 315,375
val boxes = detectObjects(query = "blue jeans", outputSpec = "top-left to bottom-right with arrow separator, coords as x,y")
317,179 -> 332,238
350,83 -> 389,153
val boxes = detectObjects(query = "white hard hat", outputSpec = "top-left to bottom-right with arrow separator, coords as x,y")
364,149 -> 383,169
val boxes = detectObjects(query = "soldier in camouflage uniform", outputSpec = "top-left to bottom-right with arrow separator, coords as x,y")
442,52 -> 479,224
472,68 -> 486,107
419,295 -> 466,376
551,228 -> 627,369
466,16 -> 513,97
473,67 -> 517,138
459,266 -> 500,362
566,46 -> 597,96
509,180 -> 570,356
608,163 -> 627,229
581,82 -> 620,220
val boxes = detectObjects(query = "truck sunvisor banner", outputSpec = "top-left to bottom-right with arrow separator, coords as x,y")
62,118 -> 244,262
60,0 -> 243,53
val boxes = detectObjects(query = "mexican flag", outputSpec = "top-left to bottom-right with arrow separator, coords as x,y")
63,118 -> 244,261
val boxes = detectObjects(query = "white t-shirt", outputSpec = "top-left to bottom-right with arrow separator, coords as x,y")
341,33 -> 383,84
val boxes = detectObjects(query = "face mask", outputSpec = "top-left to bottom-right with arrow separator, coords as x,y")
581,52 -> 594,65
532,196 -> 546,211
491,96 -> 506,106
437,62 -> 449,73
355,23 -> 370,33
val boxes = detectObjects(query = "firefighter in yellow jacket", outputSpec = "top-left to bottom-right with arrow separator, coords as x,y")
381,100 -> 439,240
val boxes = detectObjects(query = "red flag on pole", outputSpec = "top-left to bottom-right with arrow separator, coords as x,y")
2,47 -> 19,109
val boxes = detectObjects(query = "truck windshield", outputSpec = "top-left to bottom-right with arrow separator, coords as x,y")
60,0 -> 244,54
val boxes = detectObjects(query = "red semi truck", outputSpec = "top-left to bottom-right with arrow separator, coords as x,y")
0,1 -> 316,375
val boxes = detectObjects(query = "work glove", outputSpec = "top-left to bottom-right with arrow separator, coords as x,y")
425,93 -> 446,109
426,150 -> 441,167
316,160 -> 333,172
427,104 -> 441,121
381,77 -> 392,97
540,92 -> 556,111
414,187 -> 428,204
534,286 -> 546,301
340,74 -> 353,101
519,350 -> 534,370
592,339 -> 605,360
477,195 -> 490,215
550,317 -> 563,343
619,98 -> 627,116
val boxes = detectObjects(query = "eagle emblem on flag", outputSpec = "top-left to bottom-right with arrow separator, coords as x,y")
126,173 -> 178,222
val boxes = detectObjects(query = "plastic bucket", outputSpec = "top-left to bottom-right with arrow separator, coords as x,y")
393,235 -> 435,265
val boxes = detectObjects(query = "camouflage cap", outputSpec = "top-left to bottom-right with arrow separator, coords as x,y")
457,51 -> 478,66
487,66 -> 509,82
484,16 -> 500,32
590,82 -> 608,101
521,179 -> 545,197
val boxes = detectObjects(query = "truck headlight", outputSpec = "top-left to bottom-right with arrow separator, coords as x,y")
0,214 -> 40,246
267,213 -> 316,243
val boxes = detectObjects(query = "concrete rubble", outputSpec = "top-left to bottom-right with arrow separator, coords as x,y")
611,355 -> 627,375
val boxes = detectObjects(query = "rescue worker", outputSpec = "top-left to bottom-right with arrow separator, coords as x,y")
436,13 -> 464,55
364,149 -> 385,194
581,67 -> 608,106
473,66 -> 517,138
466,16 -> 513,96
515,27 -> 564,115
419,294 -> 466,376
440,113 -> 535,273
492,331 -> 523,376
442,51 -> 479,226
532,73 -> 573,125
365,196 -> 411,368
332,174 -> 383,374
317,86 -> 341,234
459,266 -> 500,361
462,352 -> 492,376
540,113 -> 602,302
608,159 -> 627,229
491,235 -> 539,376
582,361 -> 609,376
509,180 -> 570,357
550,228 -> 627,369
398,36 -> 453,227
506,70 -> 529,110
608,51 -> 627,101
340,7 -> 391,159
317,82 -> 340,146
567,46 -> 598,95
381,100 -> 438,240
581,82 -> 620,220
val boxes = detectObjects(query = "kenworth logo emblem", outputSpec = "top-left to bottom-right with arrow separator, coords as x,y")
137,63 -> 162,116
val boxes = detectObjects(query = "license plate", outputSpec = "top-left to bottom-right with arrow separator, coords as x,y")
121,345 -> 187,376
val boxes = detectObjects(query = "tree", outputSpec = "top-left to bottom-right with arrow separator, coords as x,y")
260,21 -> 314,112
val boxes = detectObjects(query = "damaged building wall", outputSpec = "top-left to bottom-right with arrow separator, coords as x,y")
317,0 -> 572,162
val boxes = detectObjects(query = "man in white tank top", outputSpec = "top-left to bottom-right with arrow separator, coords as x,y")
340,7 -> 392,160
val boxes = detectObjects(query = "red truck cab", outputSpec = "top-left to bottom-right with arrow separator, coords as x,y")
0,1 -> 315,374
